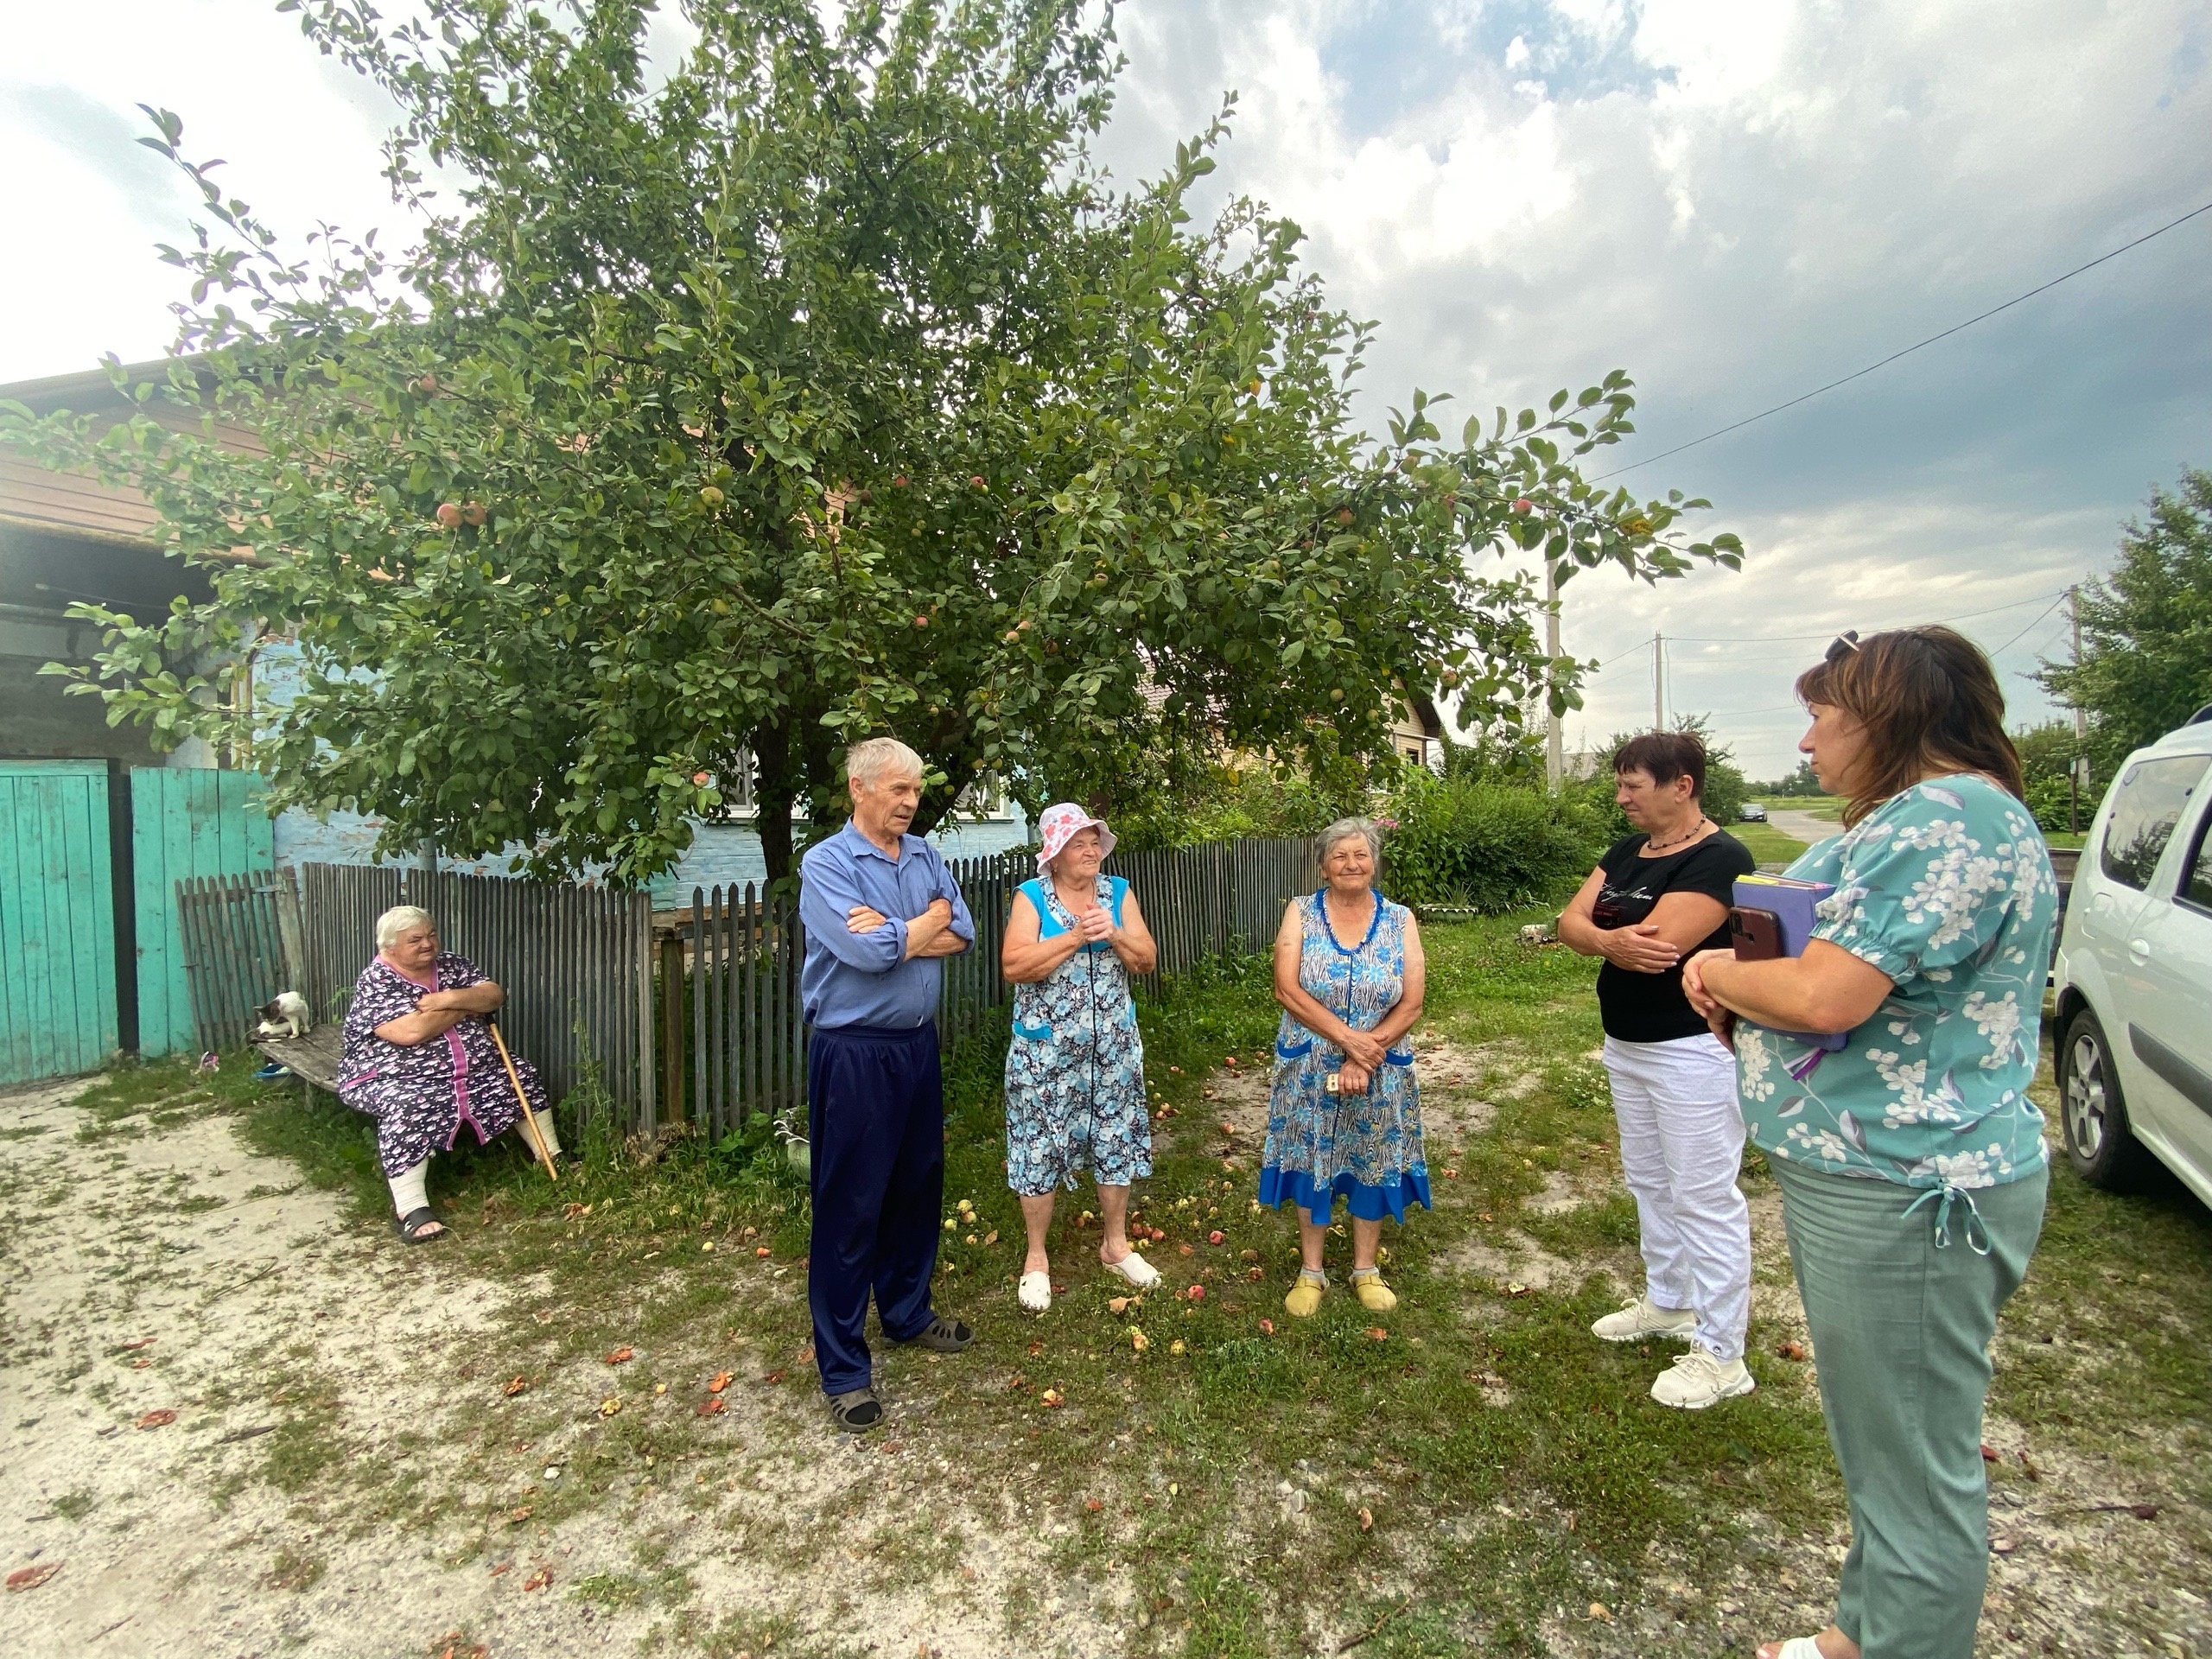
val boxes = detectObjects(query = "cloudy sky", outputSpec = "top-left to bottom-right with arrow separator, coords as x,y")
6,0 -> 2207,773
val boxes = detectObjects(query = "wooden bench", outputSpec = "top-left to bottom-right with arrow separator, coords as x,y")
254,1025 -> 344,1103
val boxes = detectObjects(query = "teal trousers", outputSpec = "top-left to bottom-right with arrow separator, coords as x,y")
1770,1156 -> 2047,1659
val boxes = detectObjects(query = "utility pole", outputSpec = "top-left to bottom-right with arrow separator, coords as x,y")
2069,583 -> 2086,833
1544,563 -> 1564,791
1653,630 -> 1665,730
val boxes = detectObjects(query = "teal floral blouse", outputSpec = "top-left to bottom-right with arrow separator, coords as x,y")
1736,775 -> 2059,1194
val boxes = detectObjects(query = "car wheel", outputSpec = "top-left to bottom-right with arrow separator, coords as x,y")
2058,1008 -> 2152,1189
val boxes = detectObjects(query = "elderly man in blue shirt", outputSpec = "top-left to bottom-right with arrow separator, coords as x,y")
798,735 -> 979,1432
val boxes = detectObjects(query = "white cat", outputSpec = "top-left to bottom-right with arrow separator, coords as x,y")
254,991 -> 311,1039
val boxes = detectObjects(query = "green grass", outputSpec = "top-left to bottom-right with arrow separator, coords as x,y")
1749,797 -> 2088,855
1749,795 -> 1843,820
1732,820 -> 1810,866
67,915 -> 2212,1656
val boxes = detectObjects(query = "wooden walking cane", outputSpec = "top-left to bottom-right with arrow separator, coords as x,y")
487,1014 -> 560,1182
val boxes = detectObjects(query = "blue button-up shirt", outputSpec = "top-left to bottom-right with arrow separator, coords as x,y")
798,822 -> 976,1030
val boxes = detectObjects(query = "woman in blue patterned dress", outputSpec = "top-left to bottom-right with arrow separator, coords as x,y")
1681,628 -> 2058,1659
1260,817 -> 1429,1317
1001,804 -> 1161,1313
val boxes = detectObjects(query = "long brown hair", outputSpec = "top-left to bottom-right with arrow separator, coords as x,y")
1793,626 -> 2025,827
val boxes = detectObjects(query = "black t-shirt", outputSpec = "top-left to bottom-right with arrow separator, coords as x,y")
1592,830 -> 1757,1043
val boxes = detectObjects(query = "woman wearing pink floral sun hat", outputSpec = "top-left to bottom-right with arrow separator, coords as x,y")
999,803 -> 1161,1313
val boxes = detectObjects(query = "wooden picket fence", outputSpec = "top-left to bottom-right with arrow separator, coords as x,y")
174,835 -> 1313,1145
174,871 -> 294,1053
670,836 -> 1311,1143
177,863 -> 656,1124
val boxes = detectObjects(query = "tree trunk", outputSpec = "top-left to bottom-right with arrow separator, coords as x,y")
751,722 -> 800,888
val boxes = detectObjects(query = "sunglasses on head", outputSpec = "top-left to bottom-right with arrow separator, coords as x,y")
1825,630 -> 1862,664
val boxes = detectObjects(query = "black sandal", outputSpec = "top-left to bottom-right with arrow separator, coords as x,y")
897,1315 -> 973,1353
395,1207 -> 448,1244
827,1389 -> 884,1433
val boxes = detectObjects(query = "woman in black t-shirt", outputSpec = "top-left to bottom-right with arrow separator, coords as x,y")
1558,732 -> 1758,1409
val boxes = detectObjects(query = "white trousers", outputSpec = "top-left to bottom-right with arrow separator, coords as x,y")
1602,1033 -> 1752,1362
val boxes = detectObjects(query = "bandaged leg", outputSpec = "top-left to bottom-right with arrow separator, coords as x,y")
517,1108 -> 562,1160
388,1156 -> 431,1218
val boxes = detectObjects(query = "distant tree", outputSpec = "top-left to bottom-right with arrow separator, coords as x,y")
3,0 -> 1738,886
2011,720 -> 2090,833
2040,467 -> 2212,774
1754,760 -> 1825,798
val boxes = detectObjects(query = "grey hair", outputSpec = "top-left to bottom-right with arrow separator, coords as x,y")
375,904 -> 436,951
1315,816 -> 1383,872
846,735 -> 925,791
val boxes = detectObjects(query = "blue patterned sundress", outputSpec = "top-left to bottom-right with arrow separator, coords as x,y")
1258,892 -> 1430,1224
1002,875 -> 1151,1197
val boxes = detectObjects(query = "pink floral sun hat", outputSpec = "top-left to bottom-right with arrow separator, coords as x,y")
1036,802 -> 1116,874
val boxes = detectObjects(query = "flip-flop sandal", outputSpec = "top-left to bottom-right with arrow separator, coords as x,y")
827,1389 -> 883,1433
1101,1250 -> 1160,1288
897,1315 -> 973,1353
395,1207 -> 448,1244
1018,1271 -> 1052,1313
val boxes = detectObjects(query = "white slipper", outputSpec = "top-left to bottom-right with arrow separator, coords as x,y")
1773,1639 -> 1827,1659
1018,1270 -> 1052,1313
1101,1250 -> 1160,1289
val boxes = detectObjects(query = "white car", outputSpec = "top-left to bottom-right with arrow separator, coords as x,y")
2051,709 -> 2212,1204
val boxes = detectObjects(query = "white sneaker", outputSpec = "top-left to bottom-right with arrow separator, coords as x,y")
1590,1295 -> 1697,1344
1650,1348 -> 1755,1409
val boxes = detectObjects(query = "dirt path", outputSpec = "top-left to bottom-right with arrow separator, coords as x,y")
0,1077 -> 1133,1659
0,1077 -> 600,1658
1763,808 -> 1838,846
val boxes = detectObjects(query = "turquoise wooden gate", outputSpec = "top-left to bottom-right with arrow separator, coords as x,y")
130,768 -> 272,1058
0,760 -> 118,1084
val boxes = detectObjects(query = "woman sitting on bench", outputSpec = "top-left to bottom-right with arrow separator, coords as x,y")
338,905 -> 561,1242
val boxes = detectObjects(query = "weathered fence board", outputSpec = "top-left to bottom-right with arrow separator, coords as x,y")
175,870 -> 289,1053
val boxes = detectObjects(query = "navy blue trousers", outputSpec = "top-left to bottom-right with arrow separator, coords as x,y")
807,1022 -> 945,1397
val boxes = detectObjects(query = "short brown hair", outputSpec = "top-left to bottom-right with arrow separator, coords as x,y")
1611,731 -> 1707,798
1792,626 -> 2024,827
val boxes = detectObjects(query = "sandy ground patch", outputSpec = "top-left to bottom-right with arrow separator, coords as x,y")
0,1080 -> 1123,1659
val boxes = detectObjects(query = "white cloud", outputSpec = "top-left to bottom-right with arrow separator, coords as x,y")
0,0 -> 410,378
1109,0 -> 2210,771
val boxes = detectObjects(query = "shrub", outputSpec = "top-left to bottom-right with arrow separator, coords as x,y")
1381,771 -> 1605,911
1117,763 -> 1362,850
2013,720 -> 2091,833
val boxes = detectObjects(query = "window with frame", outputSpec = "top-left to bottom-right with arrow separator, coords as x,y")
2099,755 -> 2209,892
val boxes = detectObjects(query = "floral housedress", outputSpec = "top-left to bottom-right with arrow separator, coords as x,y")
339,952 -> 549,1178
1002,876 -> 1151,1196
1259,892 -> 1430,1222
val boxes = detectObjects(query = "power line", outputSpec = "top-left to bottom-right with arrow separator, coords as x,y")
1661,588 -> 2069,645
1986,594 -> 2069,658
1586,197 -> 2212,484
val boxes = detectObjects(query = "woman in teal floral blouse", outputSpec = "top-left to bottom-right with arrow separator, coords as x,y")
1682,627 -> 2058,1659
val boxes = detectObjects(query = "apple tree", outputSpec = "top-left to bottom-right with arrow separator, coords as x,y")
2,0 -> 1739,885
